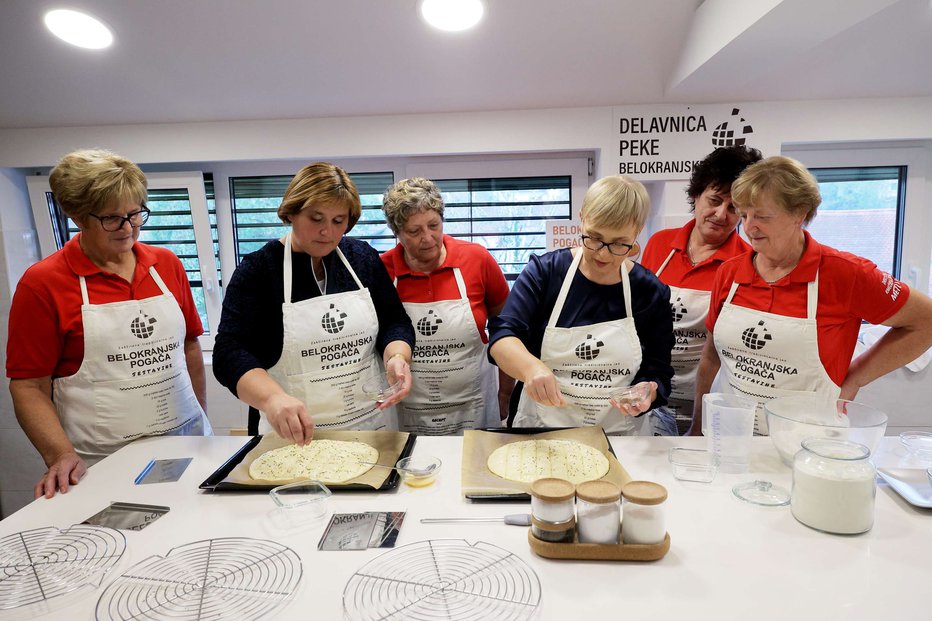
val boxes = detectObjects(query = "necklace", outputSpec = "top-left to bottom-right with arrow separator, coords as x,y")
754,254 -> 794,284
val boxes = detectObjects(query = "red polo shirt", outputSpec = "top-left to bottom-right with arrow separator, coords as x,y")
641,219 -> 751,291
381,235 -> 510,343
6,235 -> 203,379
706,231 -> 910,385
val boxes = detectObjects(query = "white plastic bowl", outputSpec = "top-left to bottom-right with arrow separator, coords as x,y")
765,395 -> 887,467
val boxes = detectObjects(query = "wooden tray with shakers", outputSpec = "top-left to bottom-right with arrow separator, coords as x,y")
527,530 -> 670,562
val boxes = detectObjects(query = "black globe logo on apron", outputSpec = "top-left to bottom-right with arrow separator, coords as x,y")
416,310 -> 443,336
130,312 -> 157,339
741,320 -> 772,350
671,296 -> 688,322
321,303 -> 348,334
575,334 -> 604,361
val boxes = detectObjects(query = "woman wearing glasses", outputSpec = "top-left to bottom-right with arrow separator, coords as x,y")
489,175 -> 673,434
7,149 -> 210,498
639,145 -> 762,435
691,156 -> 932,435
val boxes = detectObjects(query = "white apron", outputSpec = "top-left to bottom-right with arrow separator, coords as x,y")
514,250 -> 643,435
53,265 -> 210,466
396,268 -> 497,435
713,270 -> 840,435
260,235 -> 395,432
645,249 -> 712,435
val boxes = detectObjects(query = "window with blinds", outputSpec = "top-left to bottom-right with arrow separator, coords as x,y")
432,176 -> 572,281
229,173 -> 572,281
46,174 -> 220,332
808,166 -> 906,277
229,172 -> 396,261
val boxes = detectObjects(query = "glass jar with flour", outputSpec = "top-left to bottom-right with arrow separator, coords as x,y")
790,438 -> 876,535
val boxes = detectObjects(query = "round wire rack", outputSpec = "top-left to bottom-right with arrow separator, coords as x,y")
344,539 -> 541,621
0,524 -> 126,612
95,537 -> 303,621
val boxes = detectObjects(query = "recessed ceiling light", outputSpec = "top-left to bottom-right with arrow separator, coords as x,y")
420,0 -> 484,32
44,9 -> 113,49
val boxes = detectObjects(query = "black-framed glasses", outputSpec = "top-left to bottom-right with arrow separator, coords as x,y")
89,206 -> 150,232
580,234 -> 635,256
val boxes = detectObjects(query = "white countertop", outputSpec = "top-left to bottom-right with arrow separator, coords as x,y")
2,434 -> 930,620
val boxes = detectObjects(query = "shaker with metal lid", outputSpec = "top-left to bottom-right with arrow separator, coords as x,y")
790,438 -> 876,534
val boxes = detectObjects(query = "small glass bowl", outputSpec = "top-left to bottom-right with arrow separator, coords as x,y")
269,480 -> 332,517
611,383 -> 650,407
899,431 -> 932,461
668,447 -> 718,483
396,455 -> 442,488
362,372 -> 403,404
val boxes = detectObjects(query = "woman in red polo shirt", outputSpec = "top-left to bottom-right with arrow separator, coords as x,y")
692,155 -> 932,435
6,149 -> 210,498
641,145 -> 761,435
381,177 -> 512,434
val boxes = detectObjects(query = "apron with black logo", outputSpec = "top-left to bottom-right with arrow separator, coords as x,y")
53,265 -> 210,465
396,268 -> 496,435
713,270 -> 840,434
261,234 -> 395,432
649,249 -> 712,434
514,250 -> 643,435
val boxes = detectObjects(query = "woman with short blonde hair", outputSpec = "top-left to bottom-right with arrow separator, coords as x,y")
489,175 -> 673,434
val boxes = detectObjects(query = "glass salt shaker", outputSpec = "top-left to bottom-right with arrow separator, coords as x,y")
575,480 -> 621,544
530,478 -> 576,543
791,438 -> 876,535
621,481 -> 667,545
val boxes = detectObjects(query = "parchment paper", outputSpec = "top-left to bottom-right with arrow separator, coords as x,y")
461,427 -> 632,497
224,430 -> 411,489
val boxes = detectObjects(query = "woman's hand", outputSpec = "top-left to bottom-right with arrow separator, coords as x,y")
523,361 -> 565,407
261,392 -> 314,445
609,381 -> 657,417
35,451 -> 87,499
380,354 -> 412,409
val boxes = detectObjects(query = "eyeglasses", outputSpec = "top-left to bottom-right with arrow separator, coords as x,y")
89,206 -> 150,232
580,234 -> 635,256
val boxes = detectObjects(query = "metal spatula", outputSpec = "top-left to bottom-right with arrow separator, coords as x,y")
420,514 -> 531,526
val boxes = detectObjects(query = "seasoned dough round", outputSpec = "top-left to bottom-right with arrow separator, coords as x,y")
249,439 -> 379,483
487,439 -> 610,484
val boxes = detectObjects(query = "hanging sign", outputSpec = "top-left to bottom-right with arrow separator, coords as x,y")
611,103 -> 779,181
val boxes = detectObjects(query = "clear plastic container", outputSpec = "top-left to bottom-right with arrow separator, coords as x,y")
575,480 -> 621,544
668,447 -> 718,483
791,438 -> 876,534
530,478 -> 575,523
621,481 -> 667,545
269,480 -> 331,517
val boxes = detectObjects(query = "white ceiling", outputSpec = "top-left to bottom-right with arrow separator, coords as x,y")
1,0 -> 930,130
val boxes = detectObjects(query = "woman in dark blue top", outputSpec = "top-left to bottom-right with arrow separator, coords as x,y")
213,163 -> 415,441
489,175 -> 673,434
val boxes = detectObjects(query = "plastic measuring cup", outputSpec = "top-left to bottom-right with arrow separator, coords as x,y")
702,393 -> 756,474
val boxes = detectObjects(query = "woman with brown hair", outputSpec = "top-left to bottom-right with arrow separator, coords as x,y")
213,162 -> 415,442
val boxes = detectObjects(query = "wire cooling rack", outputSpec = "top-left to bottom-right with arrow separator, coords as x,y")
95,537 -> 302,620
344,539 -> 541,620
0,525 -> 126,612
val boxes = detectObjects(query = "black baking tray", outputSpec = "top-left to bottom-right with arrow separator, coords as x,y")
466,427 -> 618,502
198,433 -> 417,492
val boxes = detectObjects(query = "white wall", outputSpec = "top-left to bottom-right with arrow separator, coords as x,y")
1,96 -> 931,517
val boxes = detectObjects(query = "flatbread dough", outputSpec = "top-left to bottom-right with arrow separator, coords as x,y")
249,439 -> 379,483
486,439 -> 610,484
